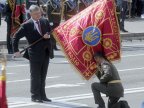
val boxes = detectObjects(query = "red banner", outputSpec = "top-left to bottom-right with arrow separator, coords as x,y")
11,0 -> 26,36
0,81 -> 7,108
53,0 -> 121,80
0,60 -> 8,108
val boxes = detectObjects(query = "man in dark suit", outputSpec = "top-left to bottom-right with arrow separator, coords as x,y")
13,5 -> 53,103
91,52 -> 124,108
120,0 -> 128,32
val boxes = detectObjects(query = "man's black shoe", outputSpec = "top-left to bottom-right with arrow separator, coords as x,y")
121,29 -> 128,32
42,98 -> 52,102
97,107 -> 105,108
97,105 -> 105,108
31,98 -> 43,103
8,51 -> 13,54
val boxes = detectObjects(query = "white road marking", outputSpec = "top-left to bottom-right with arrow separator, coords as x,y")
119,67 -> 144,72
9,103 -> 35,108
41,101 -> 88,108
6,73 -> 15,75
7,76 -> 61,83
45,83 -> 85,88
36,103 -> 67,108
7,64 -> 29,68
8,98 -> 88,108
123,44 -> 144,46
9,101 -> 63,108
8,87 -> 144,108
9,102 -> 25,105
50,61 -> 69,64
125,87 -> 144,91
122,54 -> 144,57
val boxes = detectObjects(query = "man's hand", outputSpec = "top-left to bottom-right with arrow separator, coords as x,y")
43,33 -> 50,39
14,52 -> 21,57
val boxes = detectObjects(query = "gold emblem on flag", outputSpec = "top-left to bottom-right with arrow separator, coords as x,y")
82,26 -> 101,46
83,71 -> 93,77
83,51 -> 92,61
70,27 -> 81,36
107,53 -> 118,60
90,64 -> 97,70
103,38 -> 112,48
96,11 -> 104,19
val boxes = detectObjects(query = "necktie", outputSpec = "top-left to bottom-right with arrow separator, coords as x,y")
36,21 -> 42,35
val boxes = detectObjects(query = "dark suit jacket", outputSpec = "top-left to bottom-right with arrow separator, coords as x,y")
112,100 -> 130,108
96,61 -> 124,97
13,18 -> 54,61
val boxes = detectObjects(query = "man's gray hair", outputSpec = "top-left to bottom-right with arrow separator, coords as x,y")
29,5 -> 40,13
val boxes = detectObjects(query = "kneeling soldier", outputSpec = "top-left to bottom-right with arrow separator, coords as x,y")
91,52 -> 124,108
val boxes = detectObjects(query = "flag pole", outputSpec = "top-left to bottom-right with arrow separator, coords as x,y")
60,0 -> 65,22
0,46 -> 8,108
18,30 -> 53,54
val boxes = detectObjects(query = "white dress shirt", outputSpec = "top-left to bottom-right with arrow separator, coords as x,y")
31,18 -> 51,39
31,18 -> 42,35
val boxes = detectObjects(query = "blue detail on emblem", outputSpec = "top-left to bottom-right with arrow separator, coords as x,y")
82,26 -> 101,46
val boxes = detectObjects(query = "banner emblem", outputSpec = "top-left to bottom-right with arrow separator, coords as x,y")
82,26 -> 101,46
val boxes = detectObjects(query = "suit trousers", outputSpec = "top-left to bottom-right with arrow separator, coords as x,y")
91,82 -> 120,108
120,1 -> 128,30
131,0 -> 137,16
108,97 -> 120,108
30,54 -> 49,100
141,1 -> 144,14
0,13 -> 1,26
6,18 -> 13,54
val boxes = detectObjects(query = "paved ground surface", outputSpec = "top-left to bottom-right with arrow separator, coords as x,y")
2,41 -> 144,108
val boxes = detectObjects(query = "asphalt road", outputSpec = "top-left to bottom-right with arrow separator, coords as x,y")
5,41 -> 144,108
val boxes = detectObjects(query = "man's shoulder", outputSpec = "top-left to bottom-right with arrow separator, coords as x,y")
24,19 -> 33,24
41,18 -> 49,22
21,19 -> 33,27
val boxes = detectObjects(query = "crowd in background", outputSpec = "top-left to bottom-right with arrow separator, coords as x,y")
0,0 -> 144,23
0,0 -> 6,25
115,0 -> 144,32
117,0 -> 144,18
130,0 -> 144,18
0,0 -> 144,26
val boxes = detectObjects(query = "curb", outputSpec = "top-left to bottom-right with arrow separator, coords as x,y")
121,33 -> 144,40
